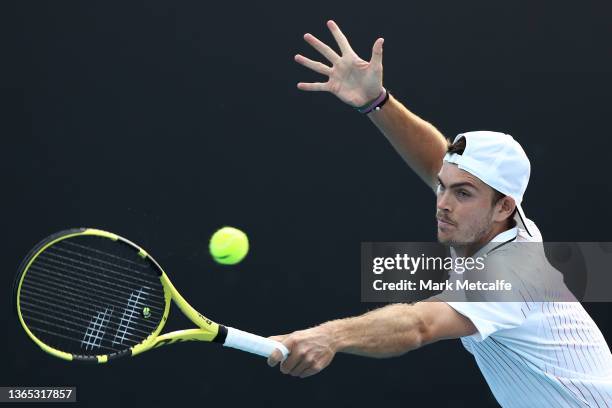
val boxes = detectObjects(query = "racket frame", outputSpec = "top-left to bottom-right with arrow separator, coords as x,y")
14,228 -> 227,363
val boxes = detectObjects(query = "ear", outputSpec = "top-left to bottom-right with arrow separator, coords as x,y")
494,196 -> 516,223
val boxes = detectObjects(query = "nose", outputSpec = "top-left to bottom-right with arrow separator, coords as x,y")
436,190 -> 452,213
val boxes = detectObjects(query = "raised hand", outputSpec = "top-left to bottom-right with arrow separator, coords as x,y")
295,20 -> 384,107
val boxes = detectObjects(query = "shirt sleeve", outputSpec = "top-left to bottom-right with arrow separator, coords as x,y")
443,301 -> 527,342
433,247 -> 532,341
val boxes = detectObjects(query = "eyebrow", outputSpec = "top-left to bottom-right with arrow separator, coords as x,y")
437,176 -> 479,190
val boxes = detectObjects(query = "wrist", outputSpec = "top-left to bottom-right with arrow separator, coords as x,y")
320,319 -> 351,353
355,87 -> 389,114
357,87 -> 384,106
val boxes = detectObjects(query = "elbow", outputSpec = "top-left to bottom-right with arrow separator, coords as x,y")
384,307 -> 430,357
406,308 -> 431,351
386,313 -> 428,357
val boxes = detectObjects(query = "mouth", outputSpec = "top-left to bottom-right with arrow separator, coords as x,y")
436,218 -> 455,228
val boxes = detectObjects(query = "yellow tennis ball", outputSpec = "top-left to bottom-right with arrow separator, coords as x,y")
209,226 -> 249,265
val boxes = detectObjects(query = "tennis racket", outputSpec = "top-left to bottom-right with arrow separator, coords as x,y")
13,228 -> 289,363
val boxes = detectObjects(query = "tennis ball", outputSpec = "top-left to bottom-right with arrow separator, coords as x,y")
209,226 -> 249,265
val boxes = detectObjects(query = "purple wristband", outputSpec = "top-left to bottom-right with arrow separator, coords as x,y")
357,88 -> 387,114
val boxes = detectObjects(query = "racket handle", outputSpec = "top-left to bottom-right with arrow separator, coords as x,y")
223,327 -> 289,360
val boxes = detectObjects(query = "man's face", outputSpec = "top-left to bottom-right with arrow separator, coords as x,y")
435,163 -> 498,246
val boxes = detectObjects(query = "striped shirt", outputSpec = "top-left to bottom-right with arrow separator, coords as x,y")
442,220 -> 612,407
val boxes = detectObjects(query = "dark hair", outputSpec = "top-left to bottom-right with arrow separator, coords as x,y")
446,137 -> 506,206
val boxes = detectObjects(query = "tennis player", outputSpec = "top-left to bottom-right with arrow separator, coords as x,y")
267,20 -> 612,407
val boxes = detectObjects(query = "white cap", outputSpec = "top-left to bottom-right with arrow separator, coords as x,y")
443,131 -> 532,236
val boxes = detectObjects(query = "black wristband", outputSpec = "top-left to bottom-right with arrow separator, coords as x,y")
356,88 -> 389,114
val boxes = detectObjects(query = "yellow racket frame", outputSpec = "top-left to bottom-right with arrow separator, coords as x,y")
15,228 -> 222,363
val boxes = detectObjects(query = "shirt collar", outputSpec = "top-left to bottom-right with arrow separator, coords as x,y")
491,226 -> 519,243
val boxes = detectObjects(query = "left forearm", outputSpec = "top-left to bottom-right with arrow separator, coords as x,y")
323,303 -> 427,358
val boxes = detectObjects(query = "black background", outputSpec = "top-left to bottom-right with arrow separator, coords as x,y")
2,1 -> 611,407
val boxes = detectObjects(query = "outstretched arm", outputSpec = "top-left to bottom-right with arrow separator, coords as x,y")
368,97 -> 448,190
296,20 -> 448,190
267,301 -> 476,378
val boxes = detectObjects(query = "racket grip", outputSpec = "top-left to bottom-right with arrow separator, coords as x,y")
223,327 -> 289,360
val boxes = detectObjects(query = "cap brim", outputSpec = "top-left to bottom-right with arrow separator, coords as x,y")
514,204 -> 532,237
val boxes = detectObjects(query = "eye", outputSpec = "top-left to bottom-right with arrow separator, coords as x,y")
436,183 -> 445,194
457,190 -> 471,198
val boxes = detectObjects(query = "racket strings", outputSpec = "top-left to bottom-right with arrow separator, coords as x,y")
29,261 -> 164,309
19,286 -> 157,337
25,326 -> 122,353
22,273 -> 162,319
61,240 -> 151,269
20,284 -> 156,351
21,309 -> 140,352
19,308 -> 136,348
35,252 -> 165,305
24,270 -> 163,316
19,236 -> 166,357
49,244 -> 161,284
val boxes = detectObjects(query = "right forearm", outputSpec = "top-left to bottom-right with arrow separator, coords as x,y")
367,94 -> 448,189
324,303 -> 427,358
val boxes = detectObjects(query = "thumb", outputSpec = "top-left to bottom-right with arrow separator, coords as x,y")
267,334 -> 291,367
370,37 -> 384,66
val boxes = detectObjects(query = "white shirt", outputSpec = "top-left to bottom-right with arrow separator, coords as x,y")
441,220 -> 612,407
